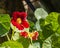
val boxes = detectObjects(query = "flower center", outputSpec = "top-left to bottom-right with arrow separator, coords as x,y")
16,18 -> 22,24
28,32 -> 34,38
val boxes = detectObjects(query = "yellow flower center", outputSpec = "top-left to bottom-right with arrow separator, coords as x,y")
28,32 -> 34,39
16,18 -> 22,24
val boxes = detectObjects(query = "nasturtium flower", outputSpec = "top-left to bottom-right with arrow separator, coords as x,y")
20,31 -> 28,38
20,31 -> 39,40
11,12 -> 29,32
28,31 -> 39,40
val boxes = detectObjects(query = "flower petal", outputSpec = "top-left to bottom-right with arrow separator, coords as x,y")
20,12 -> 27,20
12,12 -> 27,20
12,12 -> 20,21
32,32 -> 39,40
11,19 -> 24,30
20,31 -> 28,38
22,20 -> 30,28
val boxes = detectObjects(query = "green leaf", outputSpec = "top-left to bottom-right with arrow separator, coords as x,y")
51,33 -> 60,48
29,20 -> 35,31
0,41 -> 23,48
18,37 -> 30,48
42,36 -> 52,48
0,14 -> 10,23
58,15 -> 60,25
42,24 -> 54,39
0,14 -> 10,36
28,42 -> 40,48
34,8 -> 48,20
39,18 -> 45,29
45,12 -> 59,31
42,12 -> 60,39
12,32 -> 20,41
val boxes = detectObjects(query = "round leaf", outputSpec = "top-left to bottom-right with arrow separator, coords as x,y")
0,41 -> 23,48
34,8 -> 48,20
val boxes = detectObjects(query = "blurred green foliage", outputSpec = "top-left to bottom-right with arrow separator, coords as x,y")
0,12 -> 60,48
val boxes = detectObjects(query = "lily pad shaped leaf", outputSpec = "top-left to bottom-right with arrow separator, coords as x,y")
34,8 -> 48,20
0,41 -> 23,48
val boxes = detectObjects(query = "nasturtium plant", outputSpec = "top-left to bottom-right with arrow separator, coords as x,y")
0,11 -> 60,48
40,12 -> 60,39
0,14 -> 10,36
41,12 -> 60,48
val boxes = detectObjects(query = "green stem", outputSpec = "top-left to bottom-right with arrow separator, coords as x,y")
30,38 -> 33,45
11,30 -> 14,40
6,34 -> 10,41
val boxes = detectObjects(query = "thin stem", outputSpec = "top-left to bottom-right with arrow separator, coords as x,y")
30,38 -> 33,45
6,34 -> 10,41
11,30 -> 14,40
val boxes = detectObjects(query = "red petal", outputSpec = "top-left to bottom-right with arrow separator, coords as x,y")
12,12 -> 20,21
22,20 -> 30,28
32,32 -> 39,40
20,12 -> 27,20
11,19 -> 24,30
11,19 -> 17,26
20,31 -> 28,38
16,23 -> 24,30
12,12 -> 27,21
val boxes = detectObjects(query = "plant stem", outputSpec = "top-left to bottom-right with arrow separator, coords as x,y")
6,34 -> 10,41
30,38 -> 33,45
11,30 -> 14,40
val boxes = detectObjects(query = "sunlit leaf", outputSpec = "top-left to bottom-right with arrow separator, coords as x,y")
34,8 -> 48,20
45,12 -> 59,31
0,41 -> 23,48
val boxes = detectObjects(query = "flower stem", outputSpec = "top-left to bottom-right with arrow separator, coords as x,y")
6,34 -> 10,41
30,38 -> 33,45
11,30 -> 14,40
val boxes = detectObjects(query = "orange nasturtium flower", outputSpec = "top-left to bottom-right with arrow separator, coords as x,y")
11,11 -> 29,32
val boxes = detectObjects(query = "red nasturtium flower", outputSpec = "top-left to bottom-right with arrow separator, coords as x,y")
20,31 -> 39,40
11,11 -> 29,32
20,31 -> 28,38
28,31 -> 39,40
32,31 -> 39,40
